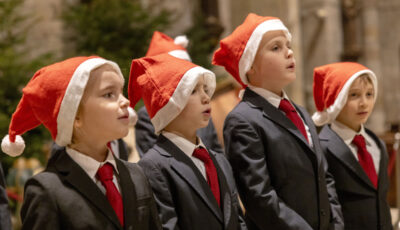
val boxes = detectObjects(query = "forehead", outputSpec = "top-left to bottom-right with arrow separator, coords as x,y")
350,75 -> 374,88
87,64 -> 123,88
259,30 -> 288,46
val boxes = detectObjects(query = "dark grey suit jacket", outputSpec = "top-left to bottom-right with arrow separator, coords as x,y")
319,125 -> 392,230
21,148 -> 161,230
138,135 -> 247,230
0,162 -> 11,230
223,88 -> 343,230
135,106 -> 223,156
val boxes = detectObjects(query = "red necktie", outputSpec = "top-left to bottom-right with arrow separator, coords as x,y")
97,163 -> 124,226
193,147 -> 220,206
279,99 -> 309,143
352,135 -> 378,188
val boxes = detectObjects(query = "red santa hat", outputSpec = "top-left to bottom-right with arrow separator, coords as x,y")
312,62 -> 378,126
146,31 -> 191,61
129,53 -> 215,134
1,56 -> 126,156
212,13 -> 291,87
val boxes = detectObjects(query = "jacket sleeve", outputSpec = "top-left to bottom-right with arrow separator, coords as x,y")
139,159 -> 180,230
224,112 -> 313,230
21,178 -> 60,230
321,145 -> 344,230
135,107 -> 158,157
0,163 -> 12,230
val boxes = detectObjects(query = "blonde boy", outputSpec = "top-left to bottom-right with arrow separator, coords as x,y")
212,13 -> 343,229
129,53 -> 246,230
313,62 -> 392,230
1,56 -> 160,230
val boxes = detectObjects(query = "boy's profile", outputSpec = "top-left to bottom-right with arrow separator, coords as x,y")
1,56 -> 161,230
129,53 -> 246,230
213,13 -> 343,229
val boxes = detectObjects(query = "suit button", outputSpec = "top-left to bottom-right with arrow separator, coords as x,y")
320,209 -> 326,216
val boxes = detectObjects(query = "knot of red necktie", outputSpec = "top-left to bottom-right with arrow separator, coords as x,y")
96,163 -> 124,226
279,99 -> 309,143
193,147 -> 220,206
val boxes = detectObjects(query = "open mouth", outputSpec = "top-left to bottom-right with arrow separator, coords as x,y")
287,62 -> 295,70
203,108 -> 211,115
118,114 -> 129,119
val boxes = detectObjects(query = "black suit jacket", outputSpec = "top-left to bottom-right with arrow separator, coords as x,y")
319,125 -> 392,230
138,135 -> 247,230
0,162 -> 11,230
21,148 -> 161,230
135,106 -> 223,156
223,88 -> 343,230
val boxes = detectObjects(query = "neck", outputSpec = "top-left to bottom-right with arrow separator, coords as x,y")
69,140 -> 109,162
164,128 -> 197,144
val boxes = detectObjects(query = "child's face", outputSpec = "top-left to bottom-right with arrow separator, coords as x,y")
247,30 -> 296,95
74,65 -> 130,144
165,76 -> 211,135
336,76 -> 375,132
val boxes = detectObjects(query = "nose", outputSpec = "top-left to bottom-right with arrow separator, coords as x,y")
201,90 -> 210,104
287,47 -> 293,58
120,94 -> 130,108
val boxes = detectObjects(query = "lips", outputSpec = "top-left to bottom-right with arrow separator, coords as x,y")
203,108 -> 211,115
287,62 -> 296,70
118,114 -> 129,119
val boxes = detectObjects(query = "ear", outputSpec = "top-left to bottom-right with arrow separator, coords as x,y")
73,115 -> 82,128
246,67 -> 255,84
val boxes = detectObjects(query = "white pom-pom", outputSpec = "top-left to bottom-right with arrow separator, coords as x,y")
1,135 -> 25,157
128,107 -> 138,126
174,35 -> 189,48
311,111 -> 329,127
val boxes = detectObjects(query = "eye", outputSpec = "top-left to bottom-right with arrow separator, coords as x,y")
366,91 -> 374,97
271,45 -> 279,51
103,92 -> 115,98
191,88 -> 197,95
349,92 -> 358,98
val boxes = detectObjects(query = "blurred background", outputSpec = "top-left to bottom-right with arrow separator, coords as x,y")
0,0 -> 399,228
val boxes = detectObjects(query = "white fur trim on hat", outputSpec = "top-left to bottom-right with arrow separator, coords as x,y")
238,19 -> 291,85
174,35 -> 189,48
1,135 -> 25,157
151,66 -> 216,134
128,107 -> 138,126
168,50 -> 192,62
312,69 -> 378,126
55,58 -> 124,146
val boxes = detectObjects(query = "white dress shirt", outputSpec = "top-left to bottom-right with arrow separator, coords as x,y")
162,131 -> 208,180
331,121 -> 381,172
248,85 -> 313,147
66,147 -> 121,194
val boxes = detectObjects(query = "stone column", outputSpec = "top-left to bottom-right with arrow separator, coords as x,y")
361,0 -> 385,134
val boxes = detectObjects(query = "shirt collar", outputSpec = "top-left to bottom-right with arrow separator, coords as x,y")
66,147 -> 119,180
162,131 -> 207,157
331,120 -> 371,146
247,85 -> 290,108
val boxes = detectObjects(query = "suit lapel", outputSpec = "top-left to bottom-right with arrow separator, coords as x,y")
116,159 -> 139,228
243,89 -> 315,152
365,129 -> 388,190
297,106 -> 322,165
209,151 -> 231,229
154,135 -> 223,222
320,126 -> 376,190
54,150 -> 122,229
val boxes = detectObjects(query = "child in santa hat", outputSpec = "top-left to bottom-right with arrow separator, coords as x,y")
135,31 -> 223,157
1,56 -> 161,230
129,53 -> 246,230
312,62 -> 392,230
212,13 -> 343,229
